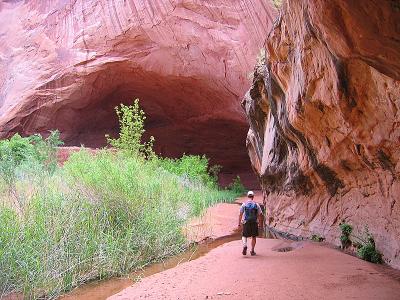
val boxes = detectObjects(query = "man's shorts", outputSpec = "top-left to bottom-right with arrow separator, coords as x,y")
243,221 -> 258,237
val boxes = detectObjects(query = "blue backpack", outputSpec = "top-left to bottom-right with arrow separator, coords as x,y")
244,202 -> 258,222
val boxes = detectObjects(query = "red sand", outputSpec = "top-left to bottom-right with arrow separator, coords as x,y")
107,192 -> 400,300
109,239 -> 400,300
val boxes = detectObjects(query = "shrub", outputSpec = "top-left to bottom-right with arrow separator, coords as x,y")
339,223 -> 353,249
0,131 -> 63,181
357,243 -> 383,264
209,164 -> 222,184
311,234 -> 324,242
228,175 -> 246,194
355,226 -> 382,264
157,155 -> 218,188
0,134 -> 33,186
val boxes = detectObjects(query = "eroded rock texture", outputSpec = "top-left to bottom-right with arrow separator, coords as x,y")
243,0 -> 400,268
0,0 -> 275,178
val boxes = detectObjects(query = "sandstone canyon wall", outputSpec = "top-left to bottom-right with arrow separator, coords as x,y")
0,0 -> 276,178
243,0 -> 400,268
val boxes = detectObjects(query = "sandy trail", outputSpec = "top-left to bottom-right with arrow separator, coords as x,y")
108,239 -> 400,300
57,193 -> 246,300
58,191 -> 400,300
107,191 -> 400,300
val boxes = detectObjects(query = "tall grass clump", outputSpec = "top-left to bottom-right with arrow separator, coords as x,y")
0,100 -> 243,299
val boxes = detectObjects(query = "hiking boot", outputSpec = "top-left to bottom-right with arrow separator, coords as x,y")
242,246 -> 247,255
250,250 -> 256,256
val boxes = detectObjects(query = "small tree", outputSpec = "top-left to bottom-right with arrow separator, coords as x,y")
106,99 -> 155,159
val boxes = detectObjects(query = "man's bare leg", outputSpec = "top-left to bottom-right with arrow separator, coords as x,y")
242,236 -> 248,255
251,237 -> 256,255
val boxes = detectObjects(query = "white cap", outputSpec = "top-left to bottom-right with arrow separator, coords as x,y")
247,191 -> 254,197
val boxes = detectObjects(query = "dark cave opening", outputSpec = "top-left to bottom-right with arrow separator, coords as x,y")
38,63 -> 258,187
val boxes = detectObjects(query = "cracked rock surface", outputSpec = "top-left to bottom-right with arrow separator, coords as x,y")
243,0 -> 400,268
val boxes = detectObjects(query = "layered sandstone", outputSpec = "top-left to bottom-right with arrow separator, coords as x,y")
0,0 -> 276,176
243,0 -> 400,268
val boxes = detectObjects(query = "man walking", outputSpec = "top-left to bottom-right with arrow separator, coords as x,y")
238,191 -> 263,256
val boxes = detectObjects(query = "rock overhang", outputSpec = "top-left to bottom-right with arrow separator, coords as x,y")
0,0 -> 277,177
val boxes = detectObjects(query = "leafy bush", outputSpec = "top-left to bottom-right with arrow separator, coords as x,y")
339,223 -> 353,249
0,131 -> 63,211
158,155 -> 218,188
209,164 -> 222,184
357,243 -> 383,264
228,175 -> 246,194
311,234 -> 324,242
29,130 -> 64,173
0,131 -> 63,180
0,134 -> 33,187
355,226 -> 382,264
338,223 -> 383,264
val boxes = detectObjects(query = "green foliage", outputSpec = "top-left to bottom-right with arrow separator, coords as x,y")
106,99 -> 154,158
0,131 -> 63,180
0,100 -> 244,298
228,176 -> 246,194
340,223 -> 353,236
158,155 -> 218,188
357,243 -> 382,264
355,226 -> 383,264
311,234 -> 324,242
0,134 -> 32,187
0,149 -> 239,298
209,164 -> 222,184
338,223 -> 383,264
339,222 -> 353,248
29,130 -> 64,174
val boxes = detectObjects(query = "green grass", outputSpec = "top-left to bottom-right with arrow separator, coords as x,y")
0,146 -> 240,299
0,101 -> 244,298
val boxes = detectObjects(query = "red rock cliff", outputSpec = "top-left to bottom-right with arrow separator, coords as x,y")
0,0 -> 276,177
243,0 -> 400,268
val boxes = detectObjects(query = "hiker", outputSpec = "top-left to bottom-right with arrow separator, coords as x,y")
238,191 -> 263,256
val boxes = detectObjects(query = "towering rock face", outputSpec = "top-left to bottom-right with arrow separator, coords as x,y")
0,0 -> 276,177
243,0 -> 400,268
